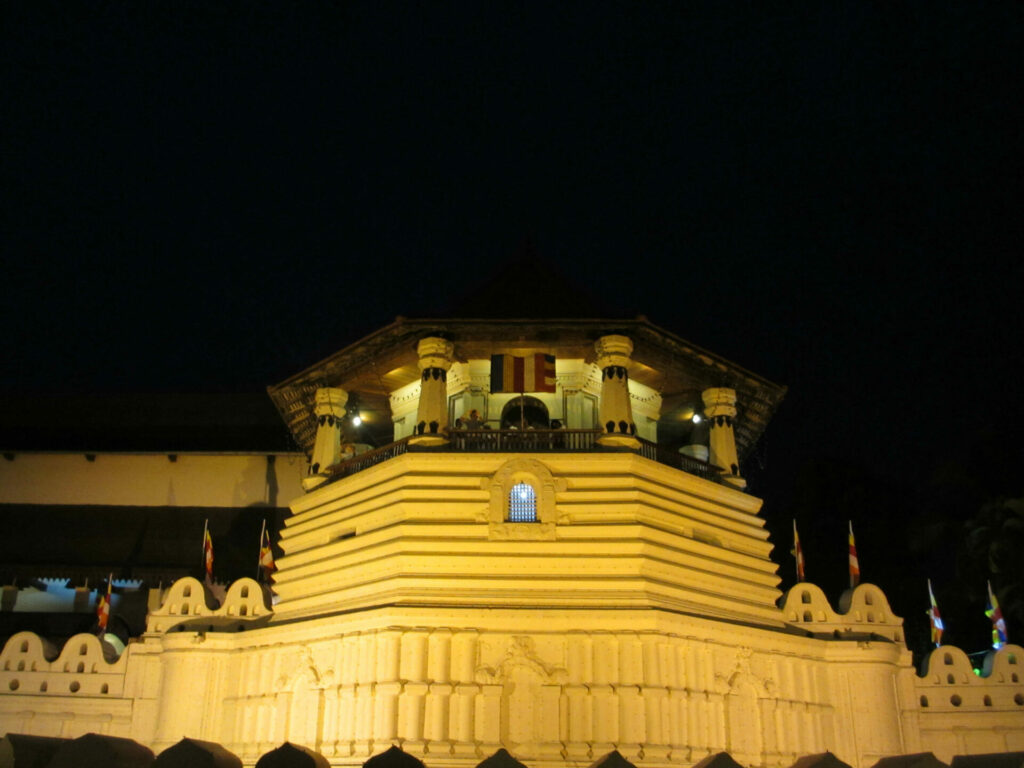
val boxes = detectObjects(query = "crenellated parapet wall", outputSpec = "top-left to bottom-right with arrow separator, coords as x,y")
4,588 -> 1011,768
0,630 -> 132,738
780,582 -> 905,643
145,576 -> 273,633
0,630 -> 126,695
910,643 -> 1024,759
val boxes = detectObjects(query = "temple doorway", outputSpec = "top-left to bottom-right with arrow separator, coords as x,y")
500,396 -> 550,430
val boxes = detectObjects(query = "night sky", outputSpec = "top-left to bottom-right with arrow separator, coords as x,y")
3,3 -> 1023,659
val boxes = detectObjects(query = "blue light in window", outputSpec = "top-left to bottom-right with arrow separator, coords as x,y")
508,482 -> 537,522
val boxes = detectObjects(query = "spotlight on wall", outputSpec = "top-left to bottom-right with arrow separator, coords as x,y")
351,415 -> 362,427
692,414 -> 703,424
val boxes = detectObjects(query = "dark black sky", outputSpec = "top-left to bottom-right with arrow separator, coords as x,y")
3,2 -> 1023,655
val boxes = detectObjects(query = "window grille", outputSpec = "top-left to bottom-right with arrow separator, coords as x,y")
508,482 -> 537,522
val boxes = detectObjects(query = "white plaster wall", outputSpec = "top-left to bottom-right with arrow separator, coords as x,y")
0,452 -> 307,508
72,606 -> 915,768
3,595 -> 1024,768
392,359 -> 661,438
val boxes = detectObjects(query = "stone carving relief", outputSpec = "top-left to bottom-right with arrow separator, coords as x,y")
475,636 -> 567,759
275,645 -> 330,691
715,646 -> 775,698
475,636 -> 567,686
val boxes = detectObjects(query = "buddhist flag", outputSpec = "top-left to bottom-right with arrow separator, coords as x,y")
927,579 -> 944,648
792,519 -> 806,582
202,521 -> 214,584
259,520 -> 275,580
986,580 -> 1008,649
96,573 -> 112,632
848,520 -> 860,588
490,354 -> 556,393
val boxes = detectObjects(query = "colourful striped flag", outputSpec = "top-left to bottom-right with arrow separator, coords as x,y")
792,519 -> 805,582
490,354 -> 556,393
986,580 -> 1008,649
96,573 -> 112,632
203,522 -> 214,584
848,520 -> 860,588
927,579 -> 944,647
259,522 -> 276,580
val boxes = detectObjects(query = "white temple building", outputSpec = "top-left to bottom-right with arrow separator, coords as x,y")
1,316 -> 1022,767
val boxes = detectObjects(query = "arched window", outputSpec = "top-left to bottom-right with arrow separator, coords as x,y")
501,396 -> 550,429
508,483 -> 537,522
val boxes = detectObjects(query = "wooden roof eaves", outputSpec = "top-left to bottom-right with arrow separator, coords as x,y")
267,317 -> 787,456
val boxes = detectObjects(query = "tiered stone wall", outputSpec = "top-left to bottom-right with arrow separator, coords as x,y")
271,452 -> 782,628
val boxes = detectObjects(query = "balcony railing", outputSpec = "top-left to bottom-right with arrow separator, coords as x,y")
328,429 -> 724,484
329,437 -> 410,479
447,428 -> 600,453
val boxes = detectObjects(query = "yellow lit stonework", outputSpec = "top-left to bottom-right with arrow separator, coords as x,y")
1,318 -> 1022,767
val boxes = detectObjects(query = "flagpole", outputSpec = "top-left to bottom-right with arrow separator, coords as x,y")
257,519 -> 267,581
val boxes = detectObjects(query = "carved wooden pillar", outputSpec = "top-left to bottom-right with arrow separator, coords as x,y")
595,335 -> 640,449
410,337 -> 454,446
703,387 -> 746,489
303,387 -> 348,491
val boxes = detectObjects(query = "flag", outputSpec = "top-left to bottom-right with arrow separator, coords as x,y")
203,524 -> 214,583
96,573 -> 112,632
848,520 -> 860,588
791,519 -> 805,582
259,523 -> 275,579
986,580 -> 1008,649
490,354 -> 556,393
927,579 -> 944,648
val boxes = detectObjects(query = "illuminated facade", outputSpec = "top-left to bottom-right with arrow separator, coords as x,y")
1,317 -> 1022,766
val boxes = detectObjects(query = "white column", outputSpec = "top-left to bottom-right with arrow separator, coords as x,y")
303,387 -> 348,491
595,334 -> 640,449
410,337 -> 454,446
702,387 -> 746,489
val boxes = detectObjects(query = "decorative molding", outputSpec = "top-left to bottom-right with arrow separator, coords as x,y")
475,636 -> 567,685
485,458 -> 566,541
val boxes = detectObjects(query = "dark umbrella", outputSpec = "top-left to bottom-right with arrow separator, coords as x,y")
46,733 -> 153,768
790,754 -> 854,768
254,742 -> 329,768
951,754 -> 1024,768
364,746 -> 426,768
589,751 -> 638,768
153,738 -> 242,768
475,749 -> 530,768
692,752 -> 748,768
872,753 -> 950,768
0,734 -> 68,768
